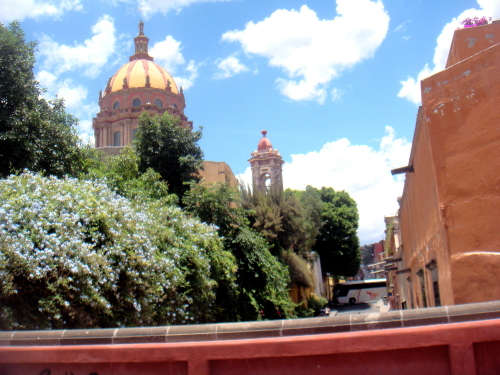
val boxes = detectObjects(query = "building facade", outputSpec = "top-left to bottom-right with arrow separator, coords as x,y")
387,20 -> 500,309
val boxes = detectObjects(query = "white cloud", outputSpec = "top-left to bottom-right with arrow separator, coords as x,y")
37,69 -> 99,138
331,88 -> 342,101
213,55 -> 249,79
38,15 -> 117,79
150,35 -> 185,72
150,35 -> 200,89
0,0 -> 81,22
237,127 -> 411,245
222,0 -> 389,103
174,60 -> 202,90
137,0 -> 231,19
394,20 -> 411,33
398,0 -> 500,104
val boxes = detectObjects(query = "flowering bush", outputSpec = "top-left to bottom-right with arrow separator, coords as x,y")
460,16 -> 492,28
0,172 -> 236,329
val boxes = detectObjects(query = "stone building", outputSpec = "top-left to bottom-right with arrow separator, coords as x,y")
93,21 -> 192,156
387,20 -> 500,309
248,130 -> 284,191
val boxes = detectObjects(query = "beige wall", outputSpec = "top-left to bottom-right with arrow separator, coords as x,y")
199,161 -> 238,187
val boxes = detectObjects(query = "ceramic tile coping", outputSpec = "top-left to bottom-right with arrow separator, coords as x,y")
1,300 -> 499,346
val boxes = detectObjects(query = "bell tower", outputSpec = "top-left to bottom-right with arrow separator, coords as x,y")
249,130 -> 284,191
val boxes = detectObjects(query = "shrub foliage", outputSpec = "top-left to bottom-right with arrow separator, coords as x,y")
0,172 -> 236,330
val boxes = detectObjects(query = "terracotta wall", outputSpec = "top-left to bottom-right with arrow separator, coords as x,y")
421,24 -> 500,304
399,107 -> 451,308
398,21 -> 500,307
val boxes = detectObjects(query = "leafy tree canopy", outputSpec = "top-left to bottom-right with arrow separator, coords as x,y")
313,187 -> 361,277
0,172 -> 236,330
184,182 -> 295,321
134,112 -> 203,200
0,21 -> 84,178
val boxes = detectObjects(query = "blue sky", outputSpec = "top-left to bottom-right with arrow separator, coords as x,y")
2,0 -> 499,245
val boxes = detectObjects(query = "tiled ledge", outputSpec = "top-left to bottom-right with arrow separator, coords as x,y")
1,301 -> 500,346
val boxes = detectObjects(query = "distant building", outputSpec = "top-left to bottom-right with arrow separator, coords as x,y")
92,21 -> 237,186
388,20 -> 500,309
248,130 -> 284,191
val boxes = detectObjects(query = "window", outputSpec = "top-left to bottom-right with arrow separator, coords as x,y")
113,101 -> 120,110
155,99 -> 163,108
132,98 -> 141,107
132,128 -> 139,140
113,131 -> 121,147
173,103 -> 178,109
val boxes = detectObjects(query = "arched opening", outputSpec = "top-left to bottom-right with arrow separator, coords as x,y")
261,173 -> 271,190
132,98 -> 141,107
155,99 -> 163,108
113,101 -> 120,110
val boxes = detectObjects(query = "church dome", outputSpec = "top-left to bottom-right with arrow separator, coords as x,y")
257,130 -> 273,151
107,59 -> 179,94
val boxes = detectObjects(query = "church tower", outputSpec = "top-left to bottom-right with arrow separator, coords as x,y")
92,21 -> 192,155
249,130 -> 284,191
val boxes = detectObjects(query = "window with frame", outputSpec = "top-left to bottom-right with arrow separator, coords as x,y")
114,131 -> 121,146
155,99 -> 163,108
113,101 -> 120,110
132,98 -> 141,107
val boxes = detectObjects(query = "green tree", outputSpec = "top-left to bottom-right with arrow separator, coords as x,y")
135,112 -> 203,199
0,172 -> 237,330
0,21 -> 84,178
183,182 -> 295,321
84,145 -> 175,203
241,185 -> 305,256
291,185 -> 324,256
313,187 -> 361,277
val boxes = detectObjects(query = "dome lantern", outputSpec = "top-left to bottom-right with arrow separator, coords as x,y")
130,20 -> 153,62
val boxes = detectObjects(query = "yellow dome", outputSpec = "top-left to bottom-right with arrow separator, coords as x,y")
108,59 -> 179,94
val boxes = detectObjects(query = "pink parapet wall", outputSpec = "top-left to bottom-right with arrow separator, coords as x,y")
1,301 -> 500,375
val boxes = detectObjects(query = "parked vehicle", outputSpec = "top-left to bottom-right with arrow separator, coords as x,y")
333,279 -> 387,305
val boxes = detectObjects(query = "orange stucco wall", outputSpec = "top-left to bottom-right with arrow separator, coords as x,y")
398,21 -> 500,307
399,107 -> 452,308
